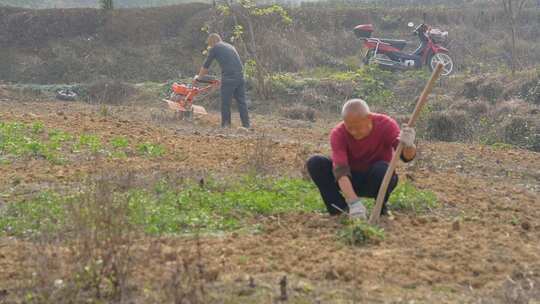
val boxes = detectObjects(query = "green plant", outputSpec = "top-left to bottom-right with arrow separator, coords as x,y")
338,220 -> 385,246
268,73 -> 305,94
75,134 -> 102,154
110,137 -> 130,158
358,182 -> 438,215
210,0 -> 292,99
387,181 -> 438,213
0,192 -> 67,238
244,59 -> 257,79
0,122 -> 61,162
111,136 -> 129,149
354,64 -> 396,106
328,71 -> 358,82
136,142 -> 165,158
510,215 -> 520,226
129,176 -> 323,234
0,122 -> 27,155
31,122 -> 44,134
0,176 -> 324,237
25,139 -> 46,157
49,129 -> 73,144
99,105 -> 109,116
490,142 -> 514,150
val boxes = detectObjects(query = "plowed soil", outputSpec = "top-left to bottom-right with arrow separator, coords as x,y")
1,99 -> 539,303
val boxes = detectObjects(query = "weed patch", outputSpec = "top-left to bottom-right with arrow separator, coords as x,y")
0,121 -> 167,162
0,176 -> 324,237
359,181 -> 438,215
338,220 -> 385,246
0,122 -> 62,163
136,142 -> 166,158
387,181 -> 438,213
0,192 -> 68,238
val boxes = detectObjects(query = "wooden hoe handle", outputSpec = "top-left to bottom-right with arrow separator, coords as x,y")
369,63 -> 444,225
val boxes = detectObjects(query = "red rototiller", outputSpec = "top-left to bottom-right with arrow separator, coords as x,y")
162,75 -> 220,117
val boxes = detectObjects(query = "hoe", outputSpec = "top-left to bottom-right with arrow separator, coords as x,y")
370,63 -> 444,225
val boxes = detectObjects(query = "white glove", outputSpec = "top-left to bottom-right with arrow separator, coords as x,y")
349,200 -> 367,220
399,124 -> 416,148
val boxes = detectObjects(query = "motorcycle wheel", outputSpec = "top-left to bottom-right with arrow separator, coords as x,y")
429,52 -> 454,76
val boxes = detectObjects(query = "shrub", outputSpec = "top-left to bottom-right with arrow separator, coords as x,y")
425,110 -> 472,142
462,77 -> 504,103
503,117 -> 532,148
379,14 -> 401,31
450,99 -> 489,116
531,126 -> 540,152
268,73 -> 305,96
84,79 -> 136,104
354,64 -> 396,107
520,77 -> 540,105
280,104 -> 317,121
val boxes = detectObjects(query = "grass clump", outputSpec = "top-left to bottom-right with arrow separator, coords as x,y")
110,136 -> 130,158
387,181 -> 438,213
31,122 -> 45,134
338,220 -> 385,246
74,134 -> 102,153
336,181 -> 437,247
110,136 -> 129,149
136,142 -> 166,158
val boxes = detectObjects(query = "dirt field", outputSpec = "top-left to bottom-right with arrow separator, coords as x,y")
1,98 -> 539,303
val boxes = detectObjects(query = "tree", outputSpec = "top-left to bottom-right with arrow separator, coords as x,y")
208,0 -> 292,99
99,0 -> 114,10
500,0 -> 529,75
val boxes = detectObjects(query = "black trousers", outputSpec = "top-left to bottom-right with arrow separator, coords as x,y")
221,78 -> 250,128
306,155 -> 398,215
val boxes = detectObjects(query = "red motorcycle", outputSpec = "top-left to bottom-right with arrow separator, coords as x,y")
354,22 -> 454,76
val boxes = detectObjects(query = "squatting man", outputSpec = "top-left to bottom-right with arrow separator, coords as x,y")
307,99 -> 417,220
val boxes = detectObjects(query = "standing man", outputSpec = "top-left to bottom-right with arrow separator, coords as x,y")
306,99 -> 417,220
195,33 -> 250,129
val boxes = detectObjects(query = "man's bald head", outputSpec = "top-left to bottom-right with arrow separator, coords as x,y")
341,99 -> 370,118
342,99 -> 373,140
207,33 -> 222,47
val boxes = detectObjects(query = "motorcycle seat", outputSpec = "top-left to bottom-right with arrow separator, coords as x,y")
373,38 -> 407,50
